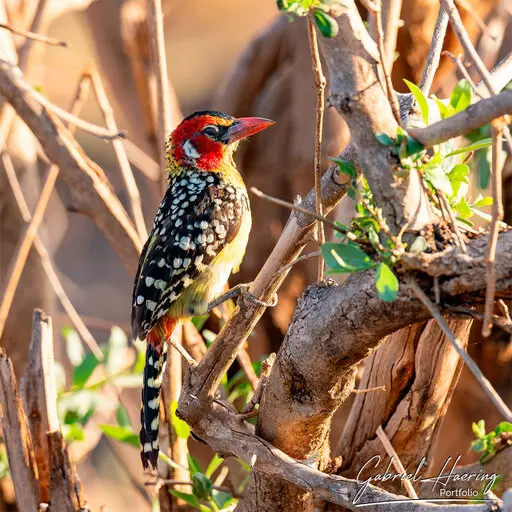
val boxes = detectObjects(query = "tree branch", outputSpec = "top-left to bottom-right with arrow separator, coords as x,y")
408,90 -> 512,146
0,58 -> 142,273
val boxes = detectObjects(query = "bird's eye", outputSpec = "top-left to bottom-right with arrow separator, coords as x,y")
203,126 -> 219,137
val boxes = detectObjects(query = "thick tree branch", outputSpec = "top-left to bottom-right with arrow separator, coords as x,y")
0,58 -> 142,273
408,90 -> 512,146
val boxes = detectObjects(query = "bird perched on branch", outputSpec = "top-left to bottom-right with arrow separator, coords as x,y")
131,110 -> 274,469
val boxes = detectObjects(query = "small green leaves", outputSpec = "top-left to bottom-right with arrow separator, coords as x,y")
473,196 -> 493,207
471,420 -> 512,463
171,400 -> 191,439
403,79 -> 429,125
72,353 -> 100,389
331,157 -> 357,179
99,424 -> 139,448
322,242 -> 374,274
423,166 -> 452,196
313,10 -> 338,37
192,473 -> 213,500
449,79 -> 472,114
205,453 -> 224,478
375,132 -> 394,146
445,138 -> 493,157
375,263 -> 399,301
116,404 -> 132,427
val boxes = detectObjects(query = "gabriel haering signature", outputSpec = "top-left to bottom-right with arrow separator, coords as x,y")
353,455 -> 500,506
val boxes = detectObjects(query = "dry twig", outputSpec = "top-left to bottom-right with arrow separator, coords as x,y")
419,7 -> 449,95
307,15 -> 326,280
373,1 -> 402,126
408,278 -> 512,422
0,152 -> 103,360
376,425 -> 419,499
88,67 -> 148,240
251,187 -> 354,240
443,51 -> 484,99
0,349 -> 40,511
483,124 -> 505,337
0,164 -> 59,340
147,0 -> 173,192
275,251 -> 321,276
0,22 -> 67,47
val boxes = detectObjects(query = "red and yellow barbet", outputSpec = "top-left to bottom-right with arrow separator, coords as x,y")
131,111 -> 274,469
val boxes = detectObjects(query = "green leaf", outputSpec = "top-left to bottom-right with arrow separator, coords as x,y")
170,400 -> 190,439
169,490 -> 204,510
406,135 -> 425,159
448,163 -> 470,198
375,263 -> 399,302
321,242 -> 374,274
212,490 -> 235,510
450,79 -> 472,114
433,96 -> 452,119
472,420 -> 486,439
99,424 -> 139,448
476,148 -> 491,189
313,10 -> 339,37
72,353 -> 100,389
403,79 -> 429,125
63,328 -> 84,367
205,453 -> 224,478
188,454 -> 203,476
424,166 -> 452,196
453,197 -> 472,218
494,421 -> 512,434
473,196 -> 493,207
116,404 -> 132,427
375,133 -> 394,146
330,157 -> 357,179
192,473 -> 213,500
446,138 -> 493,157
106,326 -> 127,375
191,315 -> 209,331
62,423 -> 85,442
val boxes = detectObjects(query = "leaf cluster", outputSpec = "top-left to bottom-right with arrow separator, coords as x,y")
470,419 -> 512,463
276,0 -> 342,37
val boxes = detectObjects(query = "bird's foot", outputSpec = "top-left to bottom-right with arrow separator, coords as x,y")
207,283 -> 278,313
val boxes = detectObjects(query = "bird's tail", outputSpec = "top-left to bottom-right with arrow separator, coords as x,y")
140,338 -> 168,470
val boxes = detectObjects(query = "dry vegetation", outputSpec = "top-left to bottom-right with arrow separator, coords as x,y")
0,0 -> 511,511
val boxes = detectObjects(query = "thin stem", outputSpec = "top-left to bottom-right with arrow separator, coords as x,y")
0,164 -> 59,340
30,85 -> 126,140
376,425 -> 418,499
482,124 -> 504,337
124,139 -> 160,182
1,152 -> 103,360
419,7 -> 449,94
307,16 -> 326,281
352,385 -> 386,394
88,67 -> 148,240
147,0 -> 172,193
408,278 -> 512,422
443,51 -> 484,99
437,191 -> 467,253
168,337 -> 196,367
0,22 -> 67,47
250,187 -> 355,239
373,1 -> 402,126
275,251 -> 321,276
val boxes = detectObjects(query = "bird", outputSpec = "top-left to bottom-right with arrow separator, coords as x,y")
131,110 -> 274,470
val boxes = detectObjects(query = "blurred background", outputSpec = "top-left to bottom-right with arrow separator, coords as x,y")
0,0 -> 511,510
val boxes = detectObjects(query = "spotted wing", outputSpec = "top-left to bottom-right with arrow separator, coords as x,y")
131,175 -> 247,340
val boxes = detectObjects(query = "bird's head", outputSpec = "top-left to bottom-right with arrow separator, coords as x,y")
167,110 -> 274,173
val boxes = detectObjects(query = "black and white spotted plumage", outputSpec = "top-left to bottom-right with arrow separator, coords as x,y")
132,169 -> 250,470
131,170 -> 249,341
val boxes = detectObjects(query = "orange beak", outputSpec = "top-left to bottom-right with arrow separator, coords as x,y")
220,117 -> 275,144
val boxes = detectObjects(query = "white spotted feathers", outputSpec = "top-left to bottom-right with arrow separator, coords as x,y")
131,170 -> 248,341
